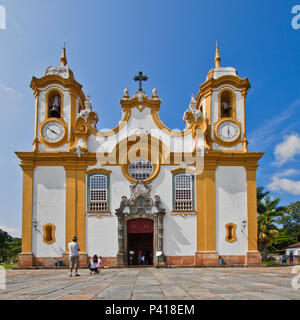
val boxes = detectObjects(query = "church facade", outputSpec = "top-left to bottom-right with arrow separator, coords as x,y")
17,46 -> 263,267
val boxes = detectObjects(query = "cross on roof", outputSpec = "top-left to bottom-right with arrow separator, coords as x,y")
133,71 -> 148,91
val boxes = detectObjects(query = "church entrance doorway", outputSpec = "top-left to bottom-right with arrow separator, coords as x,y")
127,219 -> 153,266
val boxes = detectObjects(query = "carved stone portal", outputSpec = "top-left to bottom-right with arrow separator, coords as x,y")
115,181 -> 166,267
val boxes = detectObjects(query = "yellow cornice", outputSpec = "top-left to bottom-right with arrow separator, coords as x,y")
199,75 -> 251,97
30,75 -> 85,103
15,150 -> 263,173
120,95 -> 161,112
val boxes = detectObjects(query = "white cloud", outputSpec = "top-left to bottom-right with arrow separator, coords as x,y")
268,177 -> 300,196
0,82 -> 23,97
274,134 -> 300,166
273,169 -> 300,178
0,225 -> 21,238
248,98 -> 300,151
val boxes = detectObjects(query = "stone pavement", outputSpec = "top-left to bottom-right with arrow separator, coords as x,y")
1,266 -> 300,300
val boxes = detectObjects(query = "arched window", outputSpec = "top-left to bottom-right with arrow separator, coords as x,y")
128,159 -> 153,181
48,91 -> 62,118
173,174 -> 194,211
88,174 -> 109,212
220,90 -> 235,118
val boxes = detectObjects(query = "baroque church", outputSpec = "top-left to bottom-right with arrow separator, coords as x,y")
17,46 -> 263,267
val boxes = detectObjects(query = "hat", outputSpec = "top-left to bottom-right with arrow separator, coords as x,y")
72,236 -> 78,241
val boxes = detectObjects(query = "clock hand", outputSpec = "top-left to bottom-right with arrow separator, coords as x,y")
48,128 -> 59,135
227,125 -> 230,138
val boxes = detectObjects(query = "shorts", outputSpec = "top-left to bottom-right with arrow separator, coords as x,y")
69,255 -> 79,268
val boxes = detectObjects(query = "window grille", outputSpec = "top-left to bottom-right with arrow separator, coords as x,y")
174,174 -> 194,211
128,159 -> 153,180
88,175 -> 108,212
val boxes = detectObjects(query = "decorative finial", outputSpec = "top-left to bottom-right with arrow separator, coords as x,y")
152,88 -> 158,99
60,42 -> 67,67
123,88 -> 130,99
214,41 -> 221,68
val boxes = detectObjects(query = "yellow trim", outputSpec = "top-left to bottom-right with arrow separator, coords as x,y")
45,88 -> 64,120
151,109 -> 191,137
246,167 -> 258,251
196,168 -> 217,252
200,75 -> 251,98
214,118 -> 242,147
33,89 -> 40,152
20,165 -> 34,253
115,135 -> 169,182
65,166 -> 77,251
86,212 -> 112,218
40,117 -> 68,148
89,109 -> 131,137
170,211 -> 196,217
225,223 -> 237,243
86,168 -> 112,175
30,75 -> 86,105
43,223 -> 56,245
76,168 -> 86,252
242,89 -> 248,152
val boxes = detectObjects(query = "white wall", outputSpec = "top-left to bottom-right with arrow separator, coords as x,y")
85,165 -> 197,257
215,166 -> 247,255
86,166 -> 123,257
152,166 -> 197,256
286,248 -> 300,256
32,166 -> 66,257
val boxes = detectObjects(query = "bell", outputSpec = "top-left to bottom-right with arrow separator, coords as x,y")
49,105 -> 60,118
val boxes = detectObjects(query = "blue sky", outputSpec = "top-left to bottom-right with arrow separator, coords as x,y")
0,0 -> 299,237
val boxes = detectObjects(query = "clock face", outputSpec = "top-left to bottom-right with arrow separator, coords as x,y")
217,121 -> 240,142
41,121 -> 65,143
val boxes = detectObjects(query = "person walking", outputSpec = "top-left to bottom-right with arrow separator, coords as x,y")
68,236 -> 80,277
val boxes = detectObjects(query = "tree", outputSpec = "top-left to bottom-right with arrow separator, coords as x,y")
257,188 -> 284,259
277,201 -> 300,247
0,229 -> 12,257
0,229 -> 21,261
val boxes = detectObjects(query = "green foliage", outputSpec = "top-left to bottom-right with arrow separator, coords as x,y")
0,229 -> 21,260
257,188 -> 300,256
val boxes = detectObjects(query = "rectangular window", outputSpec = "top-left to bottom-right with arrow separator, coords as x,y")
87,174 -> 109,213
173,173 -> 195,211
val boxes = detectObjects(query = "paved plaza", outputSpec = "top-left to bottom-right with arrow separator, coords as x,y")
1,266 -> 300,300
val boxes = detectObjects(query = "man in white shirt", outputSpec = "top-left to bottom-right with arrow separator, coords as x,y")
68,236 -> 80,277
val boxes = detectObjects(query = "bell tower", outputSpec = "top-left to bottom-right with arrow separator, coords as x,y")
195,44 -> 250,152
30,47 -> 86,152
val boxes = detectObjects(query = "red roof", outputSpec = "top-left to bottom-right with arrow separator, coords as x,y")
287,242 -> 300,249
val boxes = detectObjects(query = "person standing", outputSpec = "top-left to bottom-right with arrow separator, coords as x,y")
282,253 -> 287,265
68,236 -> 80,277
289,252 -> 294,265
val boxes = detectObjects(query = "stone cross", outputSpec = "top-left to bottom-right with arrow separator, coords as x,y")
133,71 -> 148,91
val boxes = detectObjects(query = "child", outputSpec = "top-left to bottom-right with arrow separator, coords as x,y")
97,256 -> 103,273
89,255 -> 99,274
